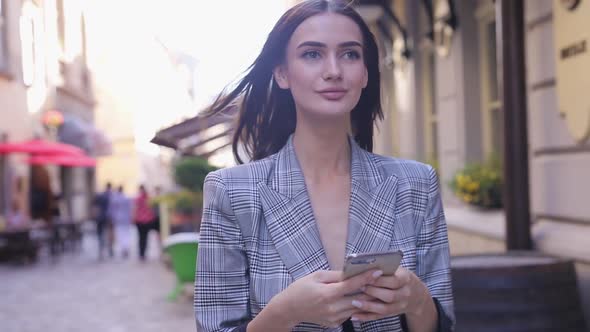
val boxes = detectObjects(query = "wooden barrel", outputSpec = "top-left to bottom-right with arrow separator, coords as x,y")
451,251 -> 587,332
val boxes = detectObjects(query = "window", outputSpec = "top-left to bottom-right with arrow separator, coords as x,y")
20,12 -> 35,86
57,0 -> 89,91
0,0 -> 9,75
477,0 -> 503,159
420,2 -> 439,166
80,14 -> 86,64
56,0 -> 65,55
20,1 -> 45,87
57,0 -> 83,62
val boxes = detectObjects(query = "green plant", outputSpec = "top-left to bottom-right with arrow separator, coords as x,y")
152,190 -> 203,214
450,157 -> 503,209
173,157 -> 217,192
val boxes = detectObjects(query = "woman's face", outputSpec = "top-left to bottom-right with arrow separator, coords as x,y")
275,13 -> 368,119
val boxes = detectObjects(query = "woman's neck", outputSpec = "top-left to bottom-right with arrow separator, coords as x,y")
292,116 -> 351,184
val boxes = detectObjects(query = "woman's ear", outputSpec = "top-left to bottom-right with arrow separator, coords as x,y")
273,66 -> 289,89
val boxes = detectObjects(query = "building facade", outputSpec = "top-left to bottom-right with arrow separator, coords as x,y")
362,0 -> 590,323
0,0 -> 100,222
0,0 -> 34,218
283,0 -> 590,324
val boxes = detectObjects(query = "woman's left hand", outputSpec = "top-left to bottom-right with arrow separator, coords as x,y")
350,266 -> 433,322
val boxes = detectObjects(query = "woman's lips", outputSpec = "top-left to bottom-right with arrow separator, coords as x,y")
318,89 -> 347,100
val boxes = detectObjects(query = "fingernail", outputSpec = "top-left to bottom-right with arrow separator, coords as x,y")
351,300 -> 363,308
350,316 -> 359,321
372,270 -> 383,278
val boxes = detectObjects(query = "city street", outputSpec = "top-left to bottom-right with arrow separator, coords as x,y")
0,225 -> 195,332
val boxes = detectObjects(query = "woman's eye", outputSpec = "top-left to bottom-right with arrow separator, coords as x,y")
302,50 -> 321,59
343,50 -> 361,60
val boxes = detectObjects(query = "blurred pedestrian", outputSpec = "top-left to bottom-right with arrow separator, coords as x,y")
108,185 -> 133,259
92,182 -> 113,260
133,185 -> 155,261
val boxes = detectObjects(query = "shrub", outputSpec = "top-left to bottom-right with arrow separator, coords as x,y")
450,157 -> 503,209
173,157 -> 217,192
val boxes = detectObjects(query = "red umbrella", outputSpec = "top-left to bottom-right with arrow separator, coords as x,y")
0,139 -> 85,156
27,155 -> 97,167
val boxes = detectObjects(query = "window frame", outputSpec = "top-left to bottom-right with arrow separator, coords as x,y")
420,3 -> 439,165
476,0 -> 503,159
422,46 -> 438,163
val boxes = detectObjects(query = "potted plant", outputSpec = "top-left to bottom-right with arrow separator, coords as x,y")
168,157 -> 217,232
449,156 -> 503,209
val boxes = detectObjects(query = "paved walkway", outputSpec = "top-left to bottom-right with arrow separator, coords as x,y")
0,225 -> 195,332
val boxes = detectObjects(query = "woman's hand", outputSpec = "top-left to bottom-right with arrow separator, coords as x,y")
267,269 -> 382,329
350,266 -> 434,322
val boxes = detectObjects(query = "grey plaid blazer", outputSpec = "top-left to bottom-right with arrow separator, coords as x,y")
195,135 -> 455,332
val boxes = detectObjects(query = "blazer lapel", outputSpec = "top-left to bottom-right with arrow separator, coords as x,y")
258,136 -> 329,281
258,135 -> 400,282
345,138 -> 399,257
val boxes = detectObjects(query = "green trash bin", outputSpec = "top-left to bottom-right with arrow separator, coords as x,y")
163,232 -> 199,301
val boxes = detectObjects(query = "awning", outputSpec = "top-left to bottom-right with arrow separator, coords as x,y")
151,106 -> 237,159
58,115 -> 113,156
0,139 -> 85,156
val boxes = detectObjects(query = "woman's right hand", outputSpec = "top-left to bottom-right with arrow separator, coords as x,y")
267,269 -> 382,329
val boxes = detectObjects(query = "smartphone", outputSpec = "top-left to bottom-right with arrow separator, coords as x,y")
342,250 -> 403,280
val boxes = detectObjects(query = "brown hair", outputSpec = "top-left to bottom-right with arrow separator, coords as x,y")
205,0 -> 382,164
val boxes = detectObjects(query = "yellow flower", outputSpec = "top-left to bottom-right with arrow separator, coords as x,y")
456,175 -> 465,186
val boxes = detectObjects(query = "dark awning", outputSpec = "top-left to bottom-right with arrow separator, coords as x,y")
151,106 -> 237,158
58,115 -> 113,156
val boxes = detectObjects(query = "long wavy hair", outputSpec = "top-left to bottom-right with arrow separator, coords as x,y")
204,0 -> 383,164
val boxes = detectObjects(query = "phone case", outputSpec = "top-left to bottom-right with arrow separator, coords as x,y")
342,250 -> 403,279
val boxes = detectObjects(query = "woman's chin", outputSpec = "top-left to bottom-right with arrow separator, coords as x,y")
300,103 -> 354,119
303,110 -> 351,122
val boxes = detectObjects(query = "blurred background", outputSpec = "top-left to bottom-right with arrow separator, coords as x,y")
0,0 -> 588,331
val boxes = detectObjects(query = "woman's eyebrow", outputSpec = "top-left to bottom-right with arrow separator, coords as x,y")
339,41 -> 363,48
296,41 -> 363,49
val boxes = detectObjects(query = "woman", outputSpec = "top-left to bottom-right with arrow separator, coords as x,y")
134,185 -> 155,261
195,1 -> 454,331
108,186 -> 133,258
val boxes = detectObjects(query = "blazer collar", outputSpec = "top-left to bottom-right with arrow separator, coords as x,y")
258,134 -> 399,280
268,134 -> 386,196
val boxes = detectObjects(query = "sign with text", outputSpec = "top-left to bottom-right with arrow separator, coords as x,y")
554,0 -> 590,142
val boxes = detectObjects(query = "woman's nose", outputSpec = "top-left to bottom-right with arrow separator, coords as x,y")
322,55 -> 342,80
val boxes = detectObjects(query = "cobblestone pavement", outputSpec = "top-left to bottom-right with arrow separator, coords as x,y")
0,225 -> 195,332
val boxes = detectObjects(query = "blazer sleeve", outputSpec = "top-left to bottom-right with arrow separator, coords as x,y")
414,166 -> 456,330
195,171 -> 251,332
